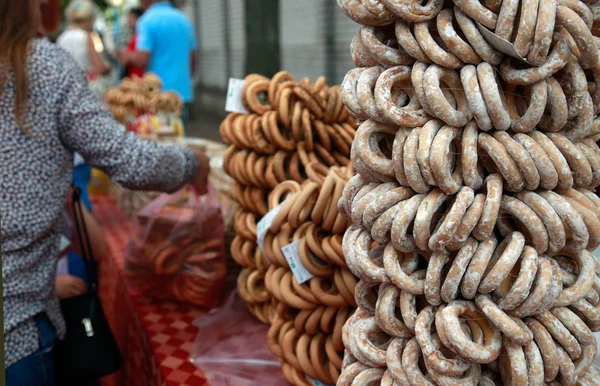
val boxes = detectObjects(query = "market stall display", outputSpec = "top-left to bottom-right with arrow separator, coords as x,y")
335,0 -> 600,384
222,71 -> 358,323
263,165 -> 357,385
104,73 -> 184,137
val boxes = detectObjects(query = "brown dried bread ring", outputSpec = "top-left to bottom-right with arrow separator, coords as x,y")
505,80 -> 548,133
461,122 -> 484,190
546,132 -> 593,187
515,191 -> 566,253
437,300 -> 502,364
436,8 -> 482,64
525,317 -> 561,382
382,0 -> 445,22
269,71 -> 294,107
528,0 -> 558,65
477,294 -> 534,345
509,257 -> 555,318
513,0 -> 540,57
441,238 -> 479,303
410,61 -> 434,115
454,7 -> 503,65
392,128 -> 410,186
493,245 -> 539,311
477,62 -> 511,131
453,0 -> 498,29
552,250 -> 596,307
375,66 -> 430,127
478,132 -> 525,192
500,36 -> 572,85
395,21 -> 432,64
417,119 -> 444,186
496,0 -> 520,40
557,5 -> 600,69
354,119 -> 397,178
530,131 -> 574,189
414,20 -> 464,69
423,65 -> 472,127
351,28 -> 379,67
337,0 -> 396,26
538,76 -> 569,132
360,25 -> 415,67
539,190 -> 589,252
447,193 -> 486,251
390,194 -> 427,252
499,196 -> 549,253
404,128 -> 432,194
513,133 -> 559,190
356,66 -> 385,122
429,126 -> 464,195
415,305 -> 472,376
479,231 -> 527,294
341,68 -> 366,119
494,131 -> 541,190
461,65 -> 493,131
425,249 -> 449,306
414,188 -> 448,252
430,187 -> 475,252
245,79 -> 271,115
473,174 -> 503,240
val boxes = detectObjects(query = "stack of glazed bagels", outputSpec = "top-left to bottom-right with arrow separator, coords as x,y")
336,0 -> 600,384
104,73 -> 183,123
222,72 -> 357,323
263,165 -> 357,385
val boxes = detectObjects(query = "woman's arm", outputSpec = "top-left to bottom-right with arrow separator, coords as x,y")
87,33 -> 111,76
55,50 -> 208,194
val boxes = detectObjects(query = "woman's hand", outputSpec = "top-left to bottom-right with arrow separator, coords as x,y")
56,275 -> 87,299
192,151 -> 210,195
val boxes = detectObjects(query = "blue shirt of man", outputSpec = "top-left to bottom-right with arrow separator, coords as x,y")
136,2 -> 197,102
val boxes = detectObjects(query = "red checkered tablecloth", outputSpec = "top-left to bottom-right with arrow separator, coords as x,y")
93,196 -> 208,386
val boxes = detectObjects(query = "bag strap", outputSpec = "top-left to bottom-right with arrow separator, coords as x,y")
70,187 -> 98,293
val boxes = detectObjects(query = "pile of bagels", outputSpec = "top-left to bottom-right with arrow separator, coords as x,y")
222,72 -> 357,323
263,164 -> 357,385
336,0 -> 600,384
104,73 -> 183,124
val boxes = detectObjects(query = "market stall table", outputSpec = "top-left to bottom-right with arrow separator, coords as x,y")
93,196 -> 208,386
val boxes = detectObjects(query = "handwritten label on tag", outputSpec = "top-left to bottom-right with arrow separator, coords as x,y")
476,23 -> 529,63
306,376 -> 333,386
225,78 -> 249,114
281,240 -> 314,284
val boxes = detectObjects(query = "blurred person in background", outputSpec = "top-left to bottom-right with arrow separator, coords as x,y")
57,0 -> 112,78
0,1 -> 210,385
120,7 -> 145,79
118,0 -> 198,131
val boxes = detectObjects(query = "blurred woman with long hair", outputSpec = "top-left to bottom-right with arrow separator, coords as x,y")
0,1 -> 209,384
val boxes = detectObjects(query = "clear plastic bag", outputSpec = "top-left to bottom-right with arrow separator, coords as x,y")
191,291 -> 288,386
124,183 -> 226,308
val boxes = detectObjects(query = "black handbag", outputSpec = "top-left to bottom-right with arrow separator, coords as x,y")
53,187 -> 122,385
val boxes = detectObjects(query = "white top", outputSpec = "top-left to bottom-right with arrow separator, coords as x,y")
57,29 -> 91,72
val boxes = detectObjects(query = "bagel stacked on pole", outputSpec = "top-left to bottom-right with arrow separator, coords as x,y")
222,72 -> 357,323
263,165 -> 357,385
336,0 -> 600,384
104,73 -> 183,124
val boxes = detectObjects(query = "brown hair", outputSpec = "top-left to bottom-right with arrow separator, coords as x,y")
0,0 -> 40,128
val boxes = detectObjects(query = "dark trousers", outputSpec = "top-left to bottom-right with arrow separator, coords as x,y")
6,314 -> 56,386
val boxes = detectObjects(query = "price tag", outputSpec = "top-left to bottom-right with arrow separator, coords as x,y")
306,376 -> 333,386
256,195 -> 293,254
256,204 -> 282,253
225,78 -> 249,114
281,240 -> 314,284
